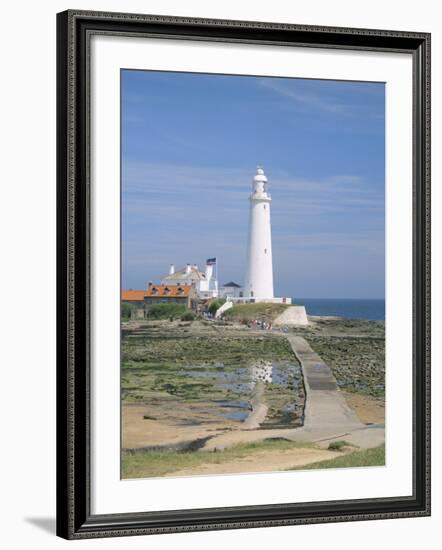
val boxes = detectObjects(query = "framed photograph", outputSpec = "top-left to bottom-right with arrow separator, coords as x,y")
56,10 -> 431,539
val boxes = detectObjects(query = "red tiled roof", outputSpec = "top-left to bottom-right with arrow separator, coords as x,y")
121,290 -> 146,301
145,284 -> 192,297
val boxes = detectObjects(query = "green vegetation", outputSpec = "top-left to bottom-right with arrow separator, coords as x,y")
121,302 -> 135,320
208,298 -> 226,315
121,325 -> 303,421
121,338 -> 297,404
123,438 -> 385,479
123,332 -> 294,365
304,335 -> 385,397
327,440 -> 353,451
122,439 -> 313,478
145,303 -> 187,320
290,445 -> 385,470
224,303 -> 289,322
180,311 -> 196,321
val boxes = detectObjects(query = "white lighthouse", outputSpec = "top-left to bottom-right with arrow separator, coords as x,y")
245,167 -> 274,300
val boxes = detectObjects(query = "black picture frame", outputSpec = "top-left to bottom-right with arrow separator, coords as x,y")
56,9 -> 431,540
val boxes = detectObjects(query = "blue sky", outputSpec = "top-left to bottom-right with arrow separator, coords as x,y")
122,70 -> 385,299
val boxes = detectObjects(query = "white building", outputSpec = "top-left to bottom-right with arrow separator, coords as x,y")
219,281 -> 243,299
199,258 -> 218,298
161,260 -> 218,299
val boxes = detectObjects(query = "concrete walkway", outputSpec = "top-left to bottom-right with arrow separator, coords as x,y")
288,335 -> 362,433
200,336 -> 385,452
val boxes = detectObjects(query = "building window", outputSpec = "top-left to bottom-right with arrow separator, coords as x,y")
263,204 -> 266,210
264,248 -> 267,254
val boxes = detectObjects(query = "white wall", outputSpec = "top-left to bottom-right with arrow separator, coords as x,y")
0,0 -> 440,548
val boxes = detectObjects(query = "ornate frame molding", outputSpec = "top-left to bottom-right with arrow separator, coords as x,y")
56,10 -> 430,539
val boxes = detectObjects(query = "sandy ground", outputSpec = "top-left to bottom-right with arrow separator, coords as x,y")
168,447 -> 342,477
342,391 -> 385,424
123,403 -> 238,449
123,392 -> 384,450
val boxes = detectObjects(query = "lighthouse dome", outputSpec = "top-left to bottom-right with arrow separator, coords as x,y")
253,166 -> 267,183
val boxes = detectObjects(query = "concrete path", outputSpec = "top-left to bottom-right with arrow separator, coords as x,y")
200,335 -> 385,452
288,335 -> 362,433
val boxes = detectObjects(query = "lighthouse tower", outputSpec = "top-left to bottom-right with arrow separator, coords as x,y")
245,167 -> 274,300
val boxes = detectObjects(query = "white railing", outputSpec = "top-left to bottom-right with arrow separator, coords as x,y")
215,300 -> 233,318
228,296 -> 292,305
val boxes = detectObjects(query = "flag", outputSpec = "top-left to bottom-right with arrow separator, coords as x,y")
206,257 -> 217,266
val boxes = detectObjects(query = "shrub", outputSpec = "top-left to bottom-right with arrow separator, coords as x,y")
208,298 -> 226,315
328,440 -> 352,451
180,311 -> 196,321
145,303 -> 187,320
121,302 -> 135,320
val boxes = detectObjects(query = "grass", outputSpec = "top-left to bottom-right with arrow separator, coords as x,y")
123,440 -> 385,478
290,445 -> 385,470
224,303 -> 290,322
122,439 -> 313,479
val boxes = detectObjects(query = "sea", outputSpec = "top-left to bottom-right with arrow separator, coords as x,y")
295,298 -> 385,321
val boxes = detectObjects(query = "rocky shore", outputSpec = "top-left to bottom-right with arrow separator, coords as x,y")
301,317 -> 385,397
121,316 -> 385,477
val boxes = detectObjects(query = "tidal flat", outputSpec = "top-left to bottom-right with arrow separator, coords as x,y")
122,321 -> 305,441
121,317 -> 385,478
